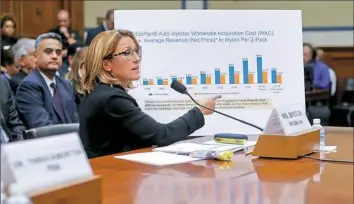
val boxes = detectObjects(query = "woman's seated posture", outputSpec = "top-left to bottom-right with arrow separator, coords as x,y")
80,29 -> 220,158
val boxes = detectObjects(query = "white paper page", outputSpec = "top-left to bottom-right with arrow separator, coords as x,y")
202,140 -> 257,148
114,152 -> 202,166
153,143 -> 243,154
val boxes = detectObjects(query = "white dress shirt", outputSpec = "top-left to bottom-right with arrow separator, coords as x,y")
39,71 -> 56,96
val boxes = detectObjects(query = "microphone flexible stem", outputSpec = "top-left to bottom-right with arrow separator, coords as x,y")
186,93 -> 264,131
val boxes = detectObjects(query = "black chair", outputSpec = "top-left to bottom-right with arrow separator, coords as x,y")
329,78 -> 354,126
23,123 -> 79,139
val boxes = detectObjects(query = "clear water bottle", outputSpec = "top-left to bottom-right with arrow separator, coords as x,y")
5,183 -> 33,204
312,118 -> 326,151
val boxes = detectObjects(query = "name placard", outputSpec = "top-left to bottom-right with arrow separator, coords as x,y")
1,133 -> 93,193
263,104 -> 311,135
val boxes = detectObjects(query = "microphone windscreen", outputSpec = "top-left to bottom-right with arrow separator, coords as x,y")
170,80 -> 187,94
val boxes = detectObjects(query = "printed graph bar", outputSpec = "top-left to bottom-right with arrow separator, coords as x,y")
248,72 -> 254,84
277,72 -> 283,83
186,75 -> 192,85
157,78 -> 163,85
215,69 -> 221,84
177,77 -> 183,83
143,79 -> 148,85
257,55 -> 263,84
148,79 -> 154,85
220,73 -> 226,84
235,71 -> 240,84
192,76 -> 198,85
206,74 -> 212,84
200,72 -> 206,84
262,69 -> 268,84
171,76 -> 177,82
271,68 -> 277,83
242,58 -> 249,84
229,64 -> 235,84
163,78 -> 169,85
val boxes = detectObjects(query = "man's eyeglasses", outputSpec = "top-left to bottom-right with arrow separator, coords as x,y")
103,46 -> 142,61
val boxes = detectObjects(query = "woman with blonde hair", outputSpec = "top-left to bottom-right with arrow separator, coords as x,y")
80,29 -> 220,158
67,46 -> 88,107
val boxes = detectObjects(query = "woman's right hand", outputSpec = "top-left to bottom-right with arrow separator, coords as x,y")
198,95 -> 222,115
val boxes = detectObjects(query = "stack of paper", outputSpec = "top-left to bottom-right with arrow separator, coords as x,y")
114,140 -> 257,166
114,152 -> 202,166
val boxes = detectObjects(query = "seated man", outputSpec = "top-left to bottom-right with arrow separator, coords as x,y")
16,32 -> 79,129
303,43 -> 330,89
0,77 -> 24,142
84,9 -> 114,46
10,38 -> 37,94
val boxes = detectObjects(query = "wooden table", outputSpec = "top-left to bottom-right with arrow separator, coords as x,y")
90,127 -> 353,204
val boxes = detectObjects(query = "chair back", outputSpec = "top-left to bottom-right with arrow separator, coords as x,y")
23,123 -> 79,139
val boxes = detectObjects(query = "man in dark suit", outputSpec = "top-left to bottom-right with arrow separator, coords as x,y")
16,32 -> 79,129
0,77 -> 24,142
10,38 -> 36,94
84,9 -> 114,46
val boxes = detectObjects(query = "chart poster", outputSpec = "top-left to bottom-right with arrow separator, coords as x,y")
114,10 -> 305,135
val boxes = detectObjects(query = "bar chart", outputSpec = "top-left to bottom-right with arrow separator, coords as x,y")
142,55 -> 283,86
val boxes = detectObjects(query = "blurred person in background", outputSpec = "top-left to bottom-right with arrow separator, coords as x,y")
303,43 -> 330,89
0,51 -> 18,84
316,48 -> 337,97
84,9 -> 115,46
1,15 -> 18,72
49,10 -> 82,77
67,46 -> 88,108
0,76 -> 24,143
79,30 -> 220,158
10,38 -> 37,94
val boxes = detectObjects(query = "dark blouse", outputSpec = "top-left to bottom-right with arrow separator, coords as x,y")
79,83 -> 205,158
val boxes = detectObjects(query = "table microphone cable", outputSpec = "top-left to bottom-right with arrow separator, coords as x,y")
301,155 -> 354,164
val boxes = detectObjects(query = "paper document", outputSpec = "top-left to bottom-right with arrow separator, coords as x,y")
202,140 -> 257,148
315,146 -> 337,153
153,141 -> 256,155
114,152 -> 202,166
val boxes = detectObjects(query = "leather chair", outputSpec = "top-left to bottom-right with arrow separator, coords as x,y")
23,123 -> 79,139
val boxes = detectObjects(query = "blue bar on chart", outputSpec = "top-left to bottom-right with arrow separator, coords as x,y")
200,72 -> 206,84
186,75 -> 192,85
215,69 -> 221,84
271,68 -> 277,83
157,78 -> 163,85
257,55 -> 263,83
142,79 -> 148,85
229,64 -> 235,84
242,58 -> 249,84
171,76 -> 177,82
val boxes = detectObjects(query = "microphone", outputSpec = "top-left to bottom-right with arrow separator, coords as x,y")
170,80 -> 264,132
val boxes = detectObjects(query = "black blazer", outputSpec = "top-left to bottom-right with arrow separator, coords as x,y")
84,24 -> 105,46
0,77 -> 24,141
79,83 -> 205,158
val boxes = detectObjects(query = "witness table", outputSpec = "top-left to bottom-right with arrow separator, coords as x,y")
89,127 -> 353,204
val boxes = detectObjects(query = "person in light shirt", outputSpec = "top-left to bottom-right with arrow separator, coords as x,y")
79,30 -> 220,158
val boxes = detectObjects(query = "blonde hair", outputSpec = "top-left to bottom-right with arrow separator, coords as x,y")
67,46 -> 88,94
82,29 -> 140,93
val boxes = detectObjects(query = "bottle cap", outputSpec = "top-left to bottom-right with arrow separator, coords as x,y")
8,183 -> 25,196
313,118 -> 321,124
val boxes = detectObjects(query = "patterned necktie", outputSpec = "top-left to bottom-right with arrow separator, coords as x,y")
50,82 -> 64,119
